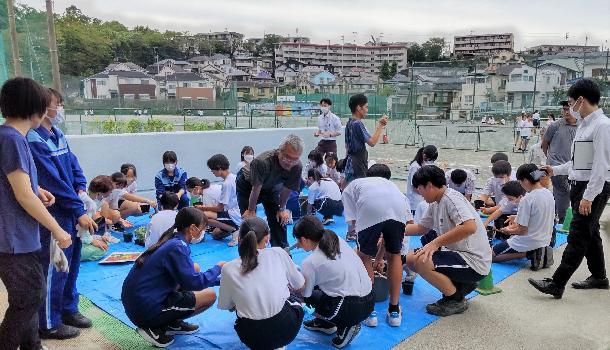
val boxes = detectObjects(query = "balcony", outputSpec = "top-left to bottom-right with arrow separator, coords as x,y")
506,80 -> 535,92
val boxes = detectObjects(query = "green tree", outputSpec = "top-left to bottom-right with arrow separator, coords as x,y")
407,43 -> 426,64
422,37 -> 446,61
379,61 -> 392,81
390,61 -> 398,77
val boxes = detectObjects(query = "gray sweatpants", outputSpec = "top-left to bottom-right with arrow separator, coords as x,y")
551,175 -> 570,222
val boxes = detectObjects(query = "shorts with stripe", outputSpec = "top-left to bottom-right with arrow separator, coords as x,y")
216,211 -> 239,229
432,250 -> 485,284
492,241 -> 519,256
304,289 -> 374,329
144,291 -> 196,328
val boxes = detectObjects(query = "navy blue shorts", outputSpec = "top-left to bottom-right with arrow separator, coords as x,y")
432,250 -> 486,284
141,291 -> 196,328
216,211 -> 239,229
492,241 -> 519,256
357,220 -> 405,256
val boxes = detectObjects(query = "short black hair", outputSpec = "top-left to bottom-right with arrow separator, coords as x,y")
567,78 -> 601,105
186,177 -> 202,189
560,100 -> 569,107
159,191 -> 179,210
491,152 -> 509,164
0,77 -> 51,120
240,146 -> 254,161
320,98 -> 332,105
366,163 -> 391,179
48,88 -> 64,104
516,163 -> 539,183
501,181 -> 526,197
308,150 -> 324,166
348,94 -> 367,113
491,160 -> 512,177
423,145 -> 438,162
324,152 -> 338,163
162,151 -> 177,164
207,154 -> 230,171
120,163 -> 137,178
336,158 -> 346,173
412,165 -> 446,188
110,172 -> 127,187
450,169 -> 468,185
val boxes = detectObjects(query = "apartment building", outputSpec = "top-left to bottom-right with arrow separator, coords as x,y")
453,33 -> 514,56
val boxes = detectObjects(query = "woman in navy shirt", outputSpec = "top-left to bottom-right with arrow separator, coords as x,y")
155,151 -> 189,209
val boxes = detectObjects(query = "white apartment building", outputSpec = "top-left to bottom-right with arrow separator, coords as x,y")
454,33 -> 514,56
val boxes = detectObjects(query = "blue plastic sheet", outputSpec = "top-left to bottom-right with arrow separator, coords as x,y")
77,208 -> 568,349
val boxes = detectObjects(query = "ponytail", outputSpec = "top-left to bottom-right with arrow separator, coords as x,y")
411,147 -> 424,166
318,229 -> 340,260
135,225 -> 176,268
294,216 -> 341,260
307,168 -> 323,184
238,217 -> 270,274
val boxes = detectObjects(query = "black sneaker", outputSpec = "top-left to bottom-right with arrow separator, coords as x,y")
166,320 -> 200,335
304,318 -> 337,335
62,312 -> 92,328
39,324 -> 80,340
322,218 -> 335,226
137,327 -> 174,348
345,231 -> 357,242
425,298 -> 468,317
331,323 -> 361,349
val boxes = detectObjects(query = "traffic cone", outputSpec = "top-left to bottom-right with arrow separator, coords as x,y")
559,207 -> 572,233
476,269 -> 502,296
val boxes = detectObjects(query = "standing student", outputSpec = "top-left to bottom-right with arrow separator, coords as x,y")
27,88 -> 98,339
122,208 -> 224,347
306,169 -> 344,225
0,77 -> 72,350
235,134 -> 303,248
236,146 -> 254,174
407,145 -> 438,212
343,94 -> 387,184
120,163 -> 138,194
155,151 -> 189,209
532,109 -> 541,129
295,216 -> 374,349
342,164 -> 409,327
145,192 -> 179,248
445,168 -> 476,201
405,165 -> 492,317
314,98 -> 343,156
218,217 -> 305,350
519,115 -> 534,152
531,79 -> 610,298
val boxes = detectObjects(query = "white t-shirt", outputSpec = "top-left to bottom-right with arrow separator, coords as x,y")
201,184 -> 222,205
125,181 -> 137,194
521,120 -> 534,137
419,188 -> 492,276
304,162 -> 329,178
218,248 -> 305,320
106,188 -> 127,210
301,238 -> 372,298
327,167 -> 343,184
220,173 -> 242,226
342,177 -> 409,233
445,169 -> 476,196
407,162 -> 423,209
482,173 -> 517,207
510,188 -> 555,252
533,112 -> 541,121
145,210 -> 177,248
308,179 -> 342,204
317,112 -> 342,141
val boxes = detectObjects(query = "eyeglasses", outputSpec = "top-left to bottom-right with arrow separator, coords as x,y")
279,152 -> 301,166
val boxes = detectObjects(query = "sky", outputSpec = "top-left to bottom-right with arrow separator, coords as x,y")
21,0 -> 610,51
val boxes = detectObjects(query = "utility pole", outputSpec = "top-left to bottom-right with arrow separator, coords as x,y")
532,56 -> 539,112
582,36 -> 588,78
471,58 -> 477,120
46,0 -> 61,91
605,47 -> 609,82
7,0 -> 21,76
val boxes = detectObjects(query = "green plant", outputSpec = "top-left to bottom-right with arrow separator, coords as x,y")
134,227 -> 146,240
125,119 -> 144,133
101,119 -> 122,134
185,122 -> 210,131
144,119 -> 174,132
213,121 -> 224,130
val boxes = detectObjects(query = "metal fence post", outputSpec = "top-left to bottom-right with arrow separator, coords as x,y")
476,126 -> 481,151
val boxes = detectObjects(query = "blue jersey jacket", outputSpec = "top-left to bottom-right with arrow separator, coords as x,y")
154,167 -> 187,198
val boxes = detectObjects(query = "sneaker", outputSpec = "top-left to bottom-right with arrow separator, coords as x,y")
228,230 -> 239,247
322,218 -> 335,226
387,308 -> 402,327
363,311 -> 378,327
331,324 -> 361,349
166,320 -> 200,335
426,298 -> 468,317
39,324 -> 80,340
62,311 -> 92,328
345,230 -> 357,242
303,318 -> 337,335
137,327 -> 174,348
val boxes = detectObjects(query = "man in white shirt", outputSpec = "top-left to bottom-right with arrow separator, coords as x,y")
314,98 -> 342,156
531,79 -> 610,299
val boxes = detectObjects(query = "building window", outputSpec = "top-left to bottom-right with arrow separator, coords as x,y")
198,83 -> 205,87
123,94 -> 135,100
465,95 -> 473,103
182,83 -> 188,88
141,79 -> 149,85
140,94 -> 150,100
97,80 -> 106,86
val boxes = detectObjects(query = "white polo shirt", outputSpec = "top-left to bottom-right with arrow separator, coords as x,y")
219,173 -> 241,226
145,210 -> 177,248
317,112 -> 342,141
510,188 -> 555,252
308,179 -> 342,204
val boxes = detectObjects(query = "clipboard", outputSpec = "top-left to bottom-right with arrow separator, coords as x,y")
572,141 -> 593,170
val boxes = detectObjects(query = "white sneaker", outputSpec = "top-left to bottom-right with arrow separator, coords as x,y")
363,311 -> 378,327
387,307 -> 402,327
228,230 -> 238,247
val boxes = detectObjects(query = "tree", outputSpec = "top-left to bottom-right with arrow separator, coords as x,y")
389,61 -> 398,77
407,43 -> 426,64
422,37 -> 446,61
379,61 -> 392,81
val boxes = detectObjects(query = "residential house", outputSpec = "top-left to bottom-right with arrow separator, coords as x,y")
146,59 -> 193,76
84,70 -> 157,99
155,72 -> 215,101
188,54 -> 231,71
105,61 -> 146,72
538,58 -> 580,86
311,70 -> 337,86
505,65 -> 561,109
235,81 -> 277,101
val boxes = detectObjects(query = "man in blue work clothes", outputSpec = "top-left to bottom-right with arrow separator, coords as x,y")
28,88 -> 97,340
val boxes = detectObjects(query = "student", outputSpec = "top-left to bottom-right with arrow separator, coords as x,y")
155,151 -> 189,209
236,146 -> 254,174
109,172 -> 157,218
79,176 -> 118,262
0,77 -> 72,350
325,152 -> 342,184
122,208 -> 224,347
407,145 -> 438,212
145,192 -> 179,248
294,216 -> 374,348
342,164 -> 409,327
482,181 -> 526,237
197,154 -> 242,246
405,165 -> 492,317
27,87 -> 99,339
493,164 -> 555,264
480,160 -> 517,215
532,109 -> 541,129
217,217 -> 305,350
306,169 -> 343,225
314,98 -> 342,156
514,114 -> 525,150
186,177 -> 222,207
519,115 -> 534,152
304,149 -> 328,178
120,163 -> 138,194
445,168 -> 476,201
344,94 -> 387,183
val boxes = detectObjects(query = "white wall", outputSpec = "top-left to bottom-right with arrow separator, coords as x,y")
66,127 -> 344,192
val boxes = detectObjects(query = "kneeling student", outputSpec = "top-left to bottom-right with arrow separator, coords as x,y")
482,181 -> 526,238
405,165 -> 492,317
218,217 -> 305,350
122,208 -> 224,348
306,169 -> 344,225
493,164 -> 555,265
294,216 -> 374,349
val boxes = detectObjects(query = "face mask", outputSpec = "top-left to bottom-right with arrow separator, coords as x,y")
423,160 -> 435,166
51,107 -> 65,126
570,98 -> 583,120
164,163 -> 176,172
244,154 -> 254,162
321,106 -> 330,114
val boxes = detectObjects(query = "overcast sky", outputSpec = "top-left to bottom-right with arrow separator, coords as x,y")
22,0 -> 610,50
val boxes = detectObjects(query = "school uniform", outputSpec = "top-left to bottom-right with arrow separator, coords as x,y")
122,233 -> 221,328
107,188 -> 127,210
315,111 -> 342,155
407,161 -> 435,211
302,238 -> 374,333
125,180 -> 138,194
28,125 -> 88,331
216,174 -> 242,230
201,184 -> 222,205
308,178 -> 343,219
304,162 -> 329,178
327,167 -> 343,184
218,248 -> 305,350
445,169 -> 477,198
344,118 -> 371,182
154,167 -> 189,209
145,210 -> 178,248
482,173 -> 517,208
342,177 -> 409,257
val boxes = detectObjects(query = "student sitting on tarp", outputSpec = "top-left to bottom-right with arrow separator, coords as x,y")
483,181 -> 525,240
305,169 -> 343,226
155,151 -> 189,209
79,176 -> 117,262
185,177 -> 221,207
145,192 -> 179,248
108,172 -> 156,218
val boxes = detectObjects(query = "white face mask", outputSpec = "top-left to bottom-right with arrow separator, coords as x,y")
244,154 -> 254,163
321,106 -> 330,114
164,163 -> 176,172
570,98 -> 583,121
50,107 -> 65,126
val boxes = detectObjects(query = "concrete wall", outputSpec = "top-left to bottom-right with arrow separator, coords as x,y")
66,127 -> 345,192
